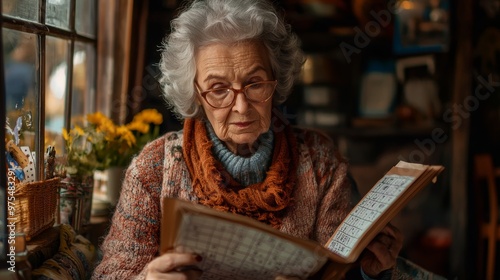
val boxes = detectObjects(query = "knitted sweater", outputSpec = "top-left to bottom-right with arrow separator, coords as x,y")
92,127 -> 353,279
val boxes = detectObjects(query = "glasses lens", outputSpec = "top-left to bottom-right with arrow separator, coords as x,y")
203,81 -> 276,108
245,82 -> 275,102
205,88 -> 233,108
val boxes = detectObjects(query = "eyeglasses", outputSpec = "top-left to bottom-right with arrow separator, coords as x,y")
197,80 -> 277,109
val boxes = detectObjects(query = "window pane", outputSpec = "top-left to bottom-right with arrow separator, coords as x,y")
46,0 -> 70,29
2,0 -> 39,22
45,36 -> 69,156
3,28 -> 39,182
71,42 -> 96,124
75,0 -> 96,38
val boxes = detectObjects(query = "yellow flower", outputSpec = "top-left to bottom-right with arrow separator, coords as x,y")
104,132 -> 116,143
74,125 -> 84,136
98,118 -> 117,135
126,120 -> 150,134
62,109 -> 163,173
86,112 -> 109,126
132,109 -> 163,125
62,128 -> 70,141
116,125 -> 136,147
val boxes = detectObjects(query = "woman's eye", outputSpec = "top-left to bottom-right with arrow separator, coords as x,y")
211,88 -> 229,95
210,83 -> 228,89
248,82 -> 264,89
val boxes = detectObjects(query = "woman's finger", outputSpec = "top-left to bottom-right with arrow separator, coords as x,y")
147,252 -> 202,274
381,223 -> 404,245
365,237 -> 394,266
361,224 -> 404,277
146,269 -> 202,280
275,275 -> 302,280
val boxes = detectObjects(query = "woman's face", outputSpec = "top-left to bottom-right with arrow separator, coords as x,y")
195,41 -> 274,154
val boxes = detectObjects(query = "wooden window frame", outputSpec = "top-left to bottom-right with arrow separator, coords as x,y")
1,0 -> 97,180
0,0 -> 98,261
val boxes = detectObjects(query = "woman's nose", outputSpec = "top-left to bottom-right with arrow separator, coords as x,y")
232,90 -> 249,113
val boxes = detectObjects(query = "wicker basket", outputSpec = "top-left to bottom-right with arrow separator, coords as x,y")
12,177 -> 60,241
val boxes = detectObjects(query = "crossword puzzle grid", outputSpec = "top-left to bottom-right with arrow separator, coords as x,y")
327,175 -> 414,258
176,214 -> 326,280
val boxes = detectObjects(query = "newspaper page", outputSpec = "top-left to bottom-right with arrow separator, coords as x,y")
173,213 -> 328,280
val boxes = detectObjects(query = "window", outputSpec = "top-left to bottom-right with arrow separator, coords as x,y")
2,0 -> 97,182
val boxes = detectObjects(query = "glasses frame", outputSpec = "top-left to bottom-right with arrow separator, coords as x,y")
196,80 -> 278,109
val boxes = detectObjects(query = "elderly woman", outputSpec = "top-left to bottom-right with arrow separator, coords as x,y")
93,0 -> 404,279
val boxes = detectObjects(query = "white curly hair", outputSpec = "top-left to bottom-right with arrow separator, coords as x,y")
158,0 -> 305,119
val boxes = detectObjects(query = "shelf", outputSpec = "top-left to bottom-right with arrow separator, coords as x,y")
303,123 -> 447,139
286,11 -> 358,32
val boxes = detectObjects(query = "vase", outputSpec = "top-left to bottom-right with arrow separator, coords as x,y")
106,166 -> 127,207
58,174 -> 94,233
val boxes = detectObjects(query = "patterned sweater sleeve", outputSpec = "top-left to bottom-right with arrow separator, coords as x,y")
298,129 -> 353,246
92,136 -> 166,279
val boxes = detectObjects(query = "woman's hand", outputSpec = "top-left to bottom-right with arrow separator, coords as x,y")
359,223 -> 403,278
275,276 -> 302,280
145,252 -> 203,280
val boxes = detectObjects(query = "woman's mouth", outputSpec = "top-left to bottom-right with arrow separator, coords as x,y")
233,121 -> 253,128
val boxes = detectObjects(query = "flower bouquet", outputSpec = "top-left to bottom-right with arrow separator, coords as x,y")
59,108 -> 163,226
62,108 -> 163,176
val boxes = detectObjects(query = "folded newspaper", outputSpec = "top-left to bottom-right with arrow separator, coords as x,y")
160,161 -> 444,280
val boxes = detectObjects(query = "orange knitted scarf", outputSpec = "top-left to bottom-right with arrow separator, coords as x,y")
183,117 -> 298,228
